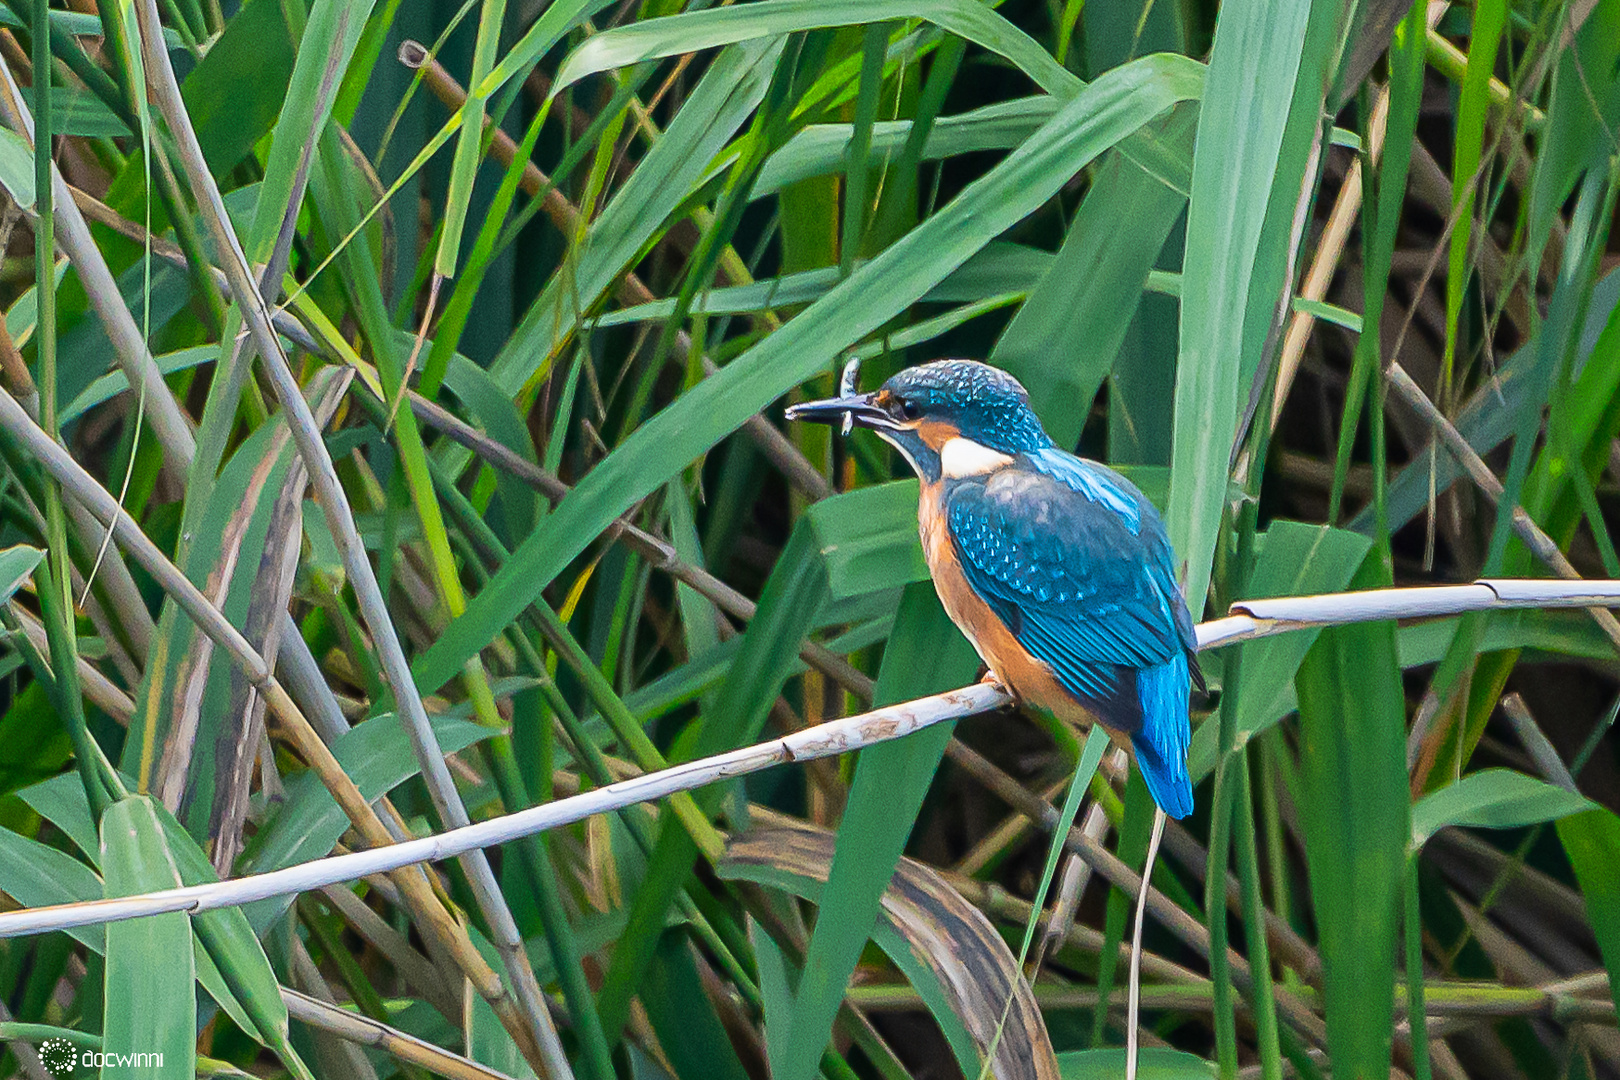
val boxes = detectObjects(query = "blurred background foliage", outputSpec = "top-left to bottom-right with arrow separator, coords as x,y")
0,0 -> 1616,1077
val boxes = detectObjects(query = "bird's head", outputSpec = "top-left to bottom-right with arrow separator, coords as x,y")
786,359 -> 1053,483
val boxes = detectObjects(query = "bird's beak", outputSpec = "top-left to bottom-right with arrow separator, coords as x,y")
784,394 -> 899,432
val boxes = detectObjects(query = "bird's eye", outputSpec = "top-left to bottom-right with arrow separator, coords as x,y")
900,398 -> 921,420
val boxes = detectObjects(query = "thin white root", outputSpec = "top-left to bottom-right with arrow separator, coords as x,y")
1126,806 -> 1167,1080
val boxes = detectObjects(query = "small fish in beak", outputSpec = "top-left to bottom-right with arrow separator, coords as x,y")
784,357 -> 902,432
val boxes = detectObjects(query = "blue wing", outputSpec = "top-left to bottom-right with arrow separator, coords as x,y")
945,450 -> 1198,817
945,452 -> 1193,695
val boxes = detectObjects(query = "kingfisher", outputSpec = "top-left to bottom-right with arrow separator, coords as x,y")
787,359 -> 1201,818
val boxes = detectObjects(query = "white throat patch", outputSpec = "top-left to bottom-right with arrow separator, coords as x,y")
876,430 -> 924,476
940,437 -> 1015,479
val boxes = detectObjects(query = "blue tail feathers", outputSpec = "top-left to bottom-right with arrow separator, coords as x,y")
1131,653 -> 1194,819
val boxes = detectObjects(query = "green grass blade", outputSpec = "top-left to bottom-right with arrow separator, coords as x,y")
641,931 -> 754,1080
435,0 -> 505,279
1293,556 -> 1408,1080
1556,807 -> 1620,1019
0,544 -> 42,602
1168,0 -> 1324,613
758,94 -> 1058,199
1441,0 -> 1507,390
596,520 -> 830,1043
99,796 -> 196,1078
1330,0 -> 1425,524
1058,1049 -> 1213,1078
1526,0 -> 1620,269
840,22 -> 889,275
1350,269 -> 1620,536
247,0 -> 376,262
1409,769 -> 1592,848
992,107 -> 1194,448
551,0 -> 1080,99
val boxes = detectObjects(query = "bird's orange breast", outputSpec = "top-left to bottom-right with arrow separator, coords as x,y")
918,479 -> 1097,729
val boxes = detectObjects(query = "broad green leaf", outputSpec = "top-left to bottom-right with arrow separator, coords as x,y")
755,96 -> 1059,199
1295,556 -> 1408,1080
1528,0 -> 1620,266
750,917 -> 798,1067
1557,808 -> 1620,1018
553,0 -> 1079,99
418,53 -> 1205,696
1396,609 -> 1618,667
0,127 -> 34,208
0,824 -> 107,952
148,801 -> 312,1076
0,684 -> 73,808
640,932 -> 752,1080
810,480 -> 927,600
1058,1049 -> 1214,1078
1,784 -> 297,1048
60,345 -> 215,424
0,544 -> 42,603
179,0 -> 298,174
1411,769 -> 1593,849
992,106 -> 1194,448
16,770 -> 112,862
1169,0 -> 1334,612
246,0 -> 377,262
99,796 -> 196,1079
53,94 -> 134,138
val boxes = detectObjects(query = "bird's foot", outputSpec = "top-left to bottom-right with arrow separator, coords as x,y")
978,669 -> 1013,697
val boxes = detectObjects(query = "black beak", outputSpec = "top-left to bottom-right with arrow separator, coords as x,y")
783,394 -> 899,431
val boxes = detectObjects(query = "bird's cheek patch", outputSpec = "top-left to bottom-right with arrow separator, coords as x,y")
940,437 -> 1015,478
